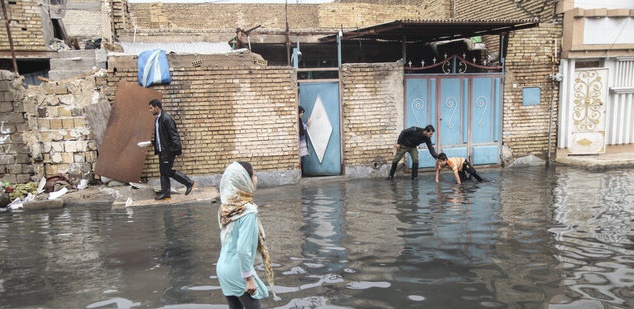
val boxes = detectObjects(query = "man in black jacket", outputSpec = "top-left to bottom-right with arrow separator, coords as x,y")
387,125 -> 438,180
149,99 -> 195,200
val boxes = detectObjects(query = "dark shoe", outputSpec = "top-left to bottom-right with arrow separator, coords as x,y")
185,181 -> 196,195
154,194 -> 171,200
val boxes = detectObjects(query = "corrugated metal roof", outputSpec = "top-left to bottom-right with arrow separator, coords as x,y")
319,18 -> 540,43
119,42 -> 233,55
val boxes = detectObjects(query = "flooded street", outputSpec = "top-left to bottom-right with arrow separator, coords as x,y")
1,166 -> 633,309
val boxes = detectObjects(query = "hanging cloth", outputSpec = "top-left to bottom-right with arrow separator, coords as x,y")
138,49 -> 171,87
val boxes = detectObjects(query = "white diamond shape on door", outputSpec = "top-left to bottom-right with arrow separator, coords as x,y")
306,95 -> 333,163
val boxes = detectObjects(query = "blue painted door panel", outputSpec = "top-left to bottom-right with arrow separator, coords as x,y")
404,77 -> 438,168
470,77 -> 500,165
439,78 -> 464,152
299,82 -> 341,176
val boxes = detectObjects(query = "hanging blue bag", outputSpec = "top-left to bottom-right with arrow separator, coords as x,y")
138,49 -> 171,87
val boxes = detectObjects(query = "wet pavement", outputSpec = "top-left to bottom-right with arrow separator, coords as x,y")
555,144 -> 634,170
0,165 -> 633,308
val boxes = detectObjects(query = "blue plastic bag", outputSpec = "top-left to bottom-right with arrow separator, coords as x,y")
138,49 -> 171,87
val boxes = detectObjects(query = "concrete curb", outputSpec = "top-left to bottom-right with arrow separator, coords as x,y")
21,184 -> 219,211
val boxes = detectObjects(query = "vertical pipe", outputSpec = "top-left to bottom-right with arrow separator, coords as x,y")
1,0 -> 18,73
337,28 -> 342,68
337,28 -> 344,174
285,0 -> 290,66
547,38 -> 556,165
498,33 -> 506,165
402,34 -> 406,65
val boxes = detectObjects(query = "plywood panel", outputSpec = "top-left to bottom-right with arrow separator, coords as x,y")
94,81 -> 160,183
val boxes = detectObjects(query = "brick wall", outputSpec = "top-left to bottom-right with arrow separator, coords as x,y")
126,2 -> 448,32
454,0 -> 553,20
106,54 -> 298,178
454,0 -> 562,159
111,0 -> 132,38
0,1 -> 48,51
502,24 -> 561,157
341,62 -> 403,171
64,10 -> 102,41
20,73 -> 108,183
63,0 -> 130,44
0,71 -> 32,184
3,57 -> 407,184
319,2 -> 449,28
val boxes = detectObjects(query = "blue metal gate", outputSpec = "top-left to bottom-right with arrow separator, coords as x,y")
299,81 -> 341,176
405,56 -> 502,168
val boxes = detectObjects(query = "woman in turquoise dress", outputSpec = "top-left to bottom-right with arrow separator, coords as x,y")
216,161 -> 275,309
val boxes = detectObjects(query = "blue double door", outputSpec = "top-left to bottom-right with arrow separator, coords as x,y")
405,74 -> 502,168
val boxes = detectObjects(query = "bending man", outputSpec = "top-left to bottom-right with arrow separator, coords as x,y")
387,125 -> 438,180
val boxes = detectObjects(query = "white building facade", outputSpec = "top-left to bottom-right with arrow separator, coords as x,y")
556,0 -> 634,154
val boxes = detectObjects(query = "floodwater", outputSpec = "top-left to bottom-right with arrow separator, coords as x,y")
0,166 -> 633,309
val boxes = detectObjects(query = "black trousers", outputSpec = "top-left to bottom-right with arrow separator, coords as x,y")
458,160 -> 483,182
158,153 -> 193,197
226,294 -> 261,309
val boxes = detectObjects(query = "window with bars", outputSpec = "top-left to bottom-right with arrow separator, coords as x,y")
615,58 -> 634,88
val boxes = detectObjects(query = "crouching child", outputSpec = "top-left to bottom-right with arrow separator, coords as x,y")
435,153 -> 483,184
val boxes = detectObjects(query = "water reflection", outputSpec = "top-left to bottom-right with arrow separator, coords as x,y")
300,184 -> 348,274
0,167 -> 632,308
549,169 -> 634,308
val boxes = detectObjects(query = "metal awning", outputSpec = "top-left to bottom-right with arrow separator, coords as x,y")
319,18 -> 540,43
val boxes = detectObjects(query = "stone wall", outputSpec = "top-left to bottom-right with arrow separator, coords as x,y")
106,54 -> 299,181
64,0 -> 131,45
0,1 -> 50,51
341,62 -> 404,177
2,69 -> 106,185
20,71 -> 108,184
0,71 -> 31,184
454,0 -> 562,159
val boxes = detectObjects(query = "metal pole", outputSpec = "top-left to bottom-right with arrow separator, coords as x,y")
285,0 -> 290,66
547,38 -> 557,165
337,27 -> 342,68
1,0 -> 18,73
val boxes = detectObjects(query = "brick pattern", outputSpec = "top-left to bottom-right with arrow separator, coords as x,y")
454,0 -> 562,158
341,63 -> 403,167
112,0 -> 132,38
64,10 -> 102,40
502,24 -> 561,157
0,72 -> 32,184
64,0 -> 131,43
454,0 -> 554,20
0,1 -> 47,51
125,2 -> 448,32
106,56 -> 298,178
319,3 -> 449,28
20,74 -> 108,183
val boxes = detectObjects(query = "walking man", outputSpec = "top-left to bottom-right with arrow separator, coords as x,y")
149,99 -> 195,200
387,125 -> 438,180
435,153 -> 484,184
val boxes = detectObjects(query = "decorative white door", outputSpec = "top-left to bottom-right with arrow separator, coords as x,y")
568,68 -> 608,154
